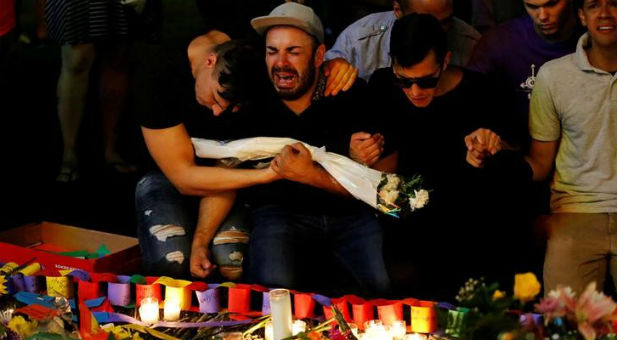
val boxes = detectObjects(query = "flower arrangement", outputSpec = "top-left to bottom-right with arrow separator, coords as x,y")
450,273 -> 617,340
377,174 -> 429,217
536,282 -> 617,340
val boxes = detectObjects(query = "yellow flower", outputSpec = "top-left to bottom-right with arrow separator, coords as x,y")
492,290 -> 506,301
513,272 -> 541,302
8,315 -> 38,338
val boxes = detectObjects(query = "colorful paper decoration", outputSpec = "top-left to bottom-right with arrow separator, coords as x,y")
135,281 -> 161,307
323,298 -> 351,322
262,291 -> 271,315
294,293 -> 315,319
107,276 -> 131,306
410,301 -> 437,333
15,304 -> 59,321
376,300 -> 403,326
228,286 -> 251,314
196,286 -> 220,314
77,280 -> 100,302
46,276 -> 73,298
165,286 -> 192,311
350,298 -> 374,329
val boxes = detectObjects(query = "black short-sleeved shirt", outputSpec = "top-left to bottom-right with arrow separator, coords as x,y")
368,67 -> 500,211
139,49 -> 255,141
240,79 -> 376,216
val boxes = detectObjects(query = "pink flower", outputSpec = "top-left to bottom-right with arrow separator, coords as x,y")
536,296 -> 562,316
535,286 -> 576,320
575,282 -> 617,340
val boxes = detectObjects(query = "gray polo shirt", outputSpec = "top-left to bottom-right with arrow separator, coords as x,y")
530,33 -> 617,213
325,11 -> 481,81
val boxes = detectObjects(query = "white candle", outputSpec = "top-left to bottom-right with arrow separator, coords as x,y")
364,320 -> 390,340
388,320 -> 406,340
139,297 -> 159,324
164,298 -> 181,321
269,289 -> 293,340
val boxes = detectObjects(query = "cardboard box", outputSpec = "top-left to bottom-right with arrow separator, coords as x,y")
0,221 -> 142,274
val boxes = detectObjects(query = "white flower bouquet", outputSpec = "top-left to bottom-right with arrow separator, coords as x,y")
191,137 -> 428,217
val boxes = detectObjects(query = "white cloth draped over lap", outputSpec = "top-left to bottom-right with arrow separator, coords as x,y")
191,137 -> 383,208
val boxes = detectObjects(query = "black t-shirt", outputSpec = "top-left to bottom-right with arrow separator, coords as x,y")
240,79 -> 376,216
140,49 -> 255,140
368,67 -> 501,213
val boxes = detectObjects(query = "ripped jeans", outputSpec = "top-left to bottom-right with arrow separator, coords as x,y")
135,172 -> 250,279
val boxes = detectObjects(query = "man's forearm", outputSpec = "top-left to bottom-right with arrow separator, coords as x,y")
302,164 -> 351,197
175,166 -> 274,196
192,191 -> 237,249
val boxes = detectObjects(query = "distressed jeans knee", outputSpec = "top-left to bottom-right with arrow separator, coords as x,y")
135,172 -> 197,278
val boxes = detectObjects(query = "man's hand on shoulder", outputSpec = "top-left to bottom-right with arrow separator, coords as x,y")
323,58 -> 358,96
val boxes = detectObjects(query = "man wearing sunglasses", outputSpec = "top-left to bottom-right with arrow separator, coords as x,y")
350,13 -> 505,299
325,0 -> 480,81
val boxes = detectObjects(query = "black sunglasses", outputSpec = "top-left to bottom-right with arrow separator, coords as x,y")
393,68 -> 442,89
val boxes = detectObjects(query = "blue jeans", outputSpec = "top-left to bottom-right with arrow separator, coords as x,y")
135,172 -> 250,279
248,205 -> 391,296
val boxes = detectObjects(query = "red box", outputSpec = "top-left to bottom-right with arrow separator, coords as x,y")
0,222 -> 141,274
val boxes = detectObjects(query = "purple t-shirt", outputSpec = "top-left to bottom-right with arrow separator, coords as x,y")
466,15 -> 580,146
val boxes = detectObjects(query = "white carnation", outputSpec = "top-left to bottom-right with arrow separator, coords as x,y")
380,189 -> 400,204
409,189 -> 429,210
382,174 -> 401,191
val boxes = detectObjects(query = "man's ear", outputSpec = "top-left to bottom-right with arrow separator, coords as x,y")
393,0 -> 404,19
315,44 -> 326,68
578,8 -> 587,27
204,53 -> 218,69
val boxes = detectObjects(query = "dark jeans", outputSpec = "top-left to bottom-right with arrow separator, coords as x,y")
135,172 -> 249,279
248,205 -> 391,297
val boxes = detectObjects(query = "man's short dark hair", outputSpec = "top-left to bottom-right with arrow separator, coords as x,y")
390,13 -> 447,67
213,40 -> 265,108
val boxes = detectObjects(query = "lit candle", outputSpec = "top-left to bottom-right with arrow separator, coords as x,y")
269,289 -> 293,340
164,298 -> 181,321
139,297 -> 160,324
388,320 -> 406,340
265,322 -> 273,340
349,323 -> 359,337
364,320 -> 390,340
293,320 -> 306,335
